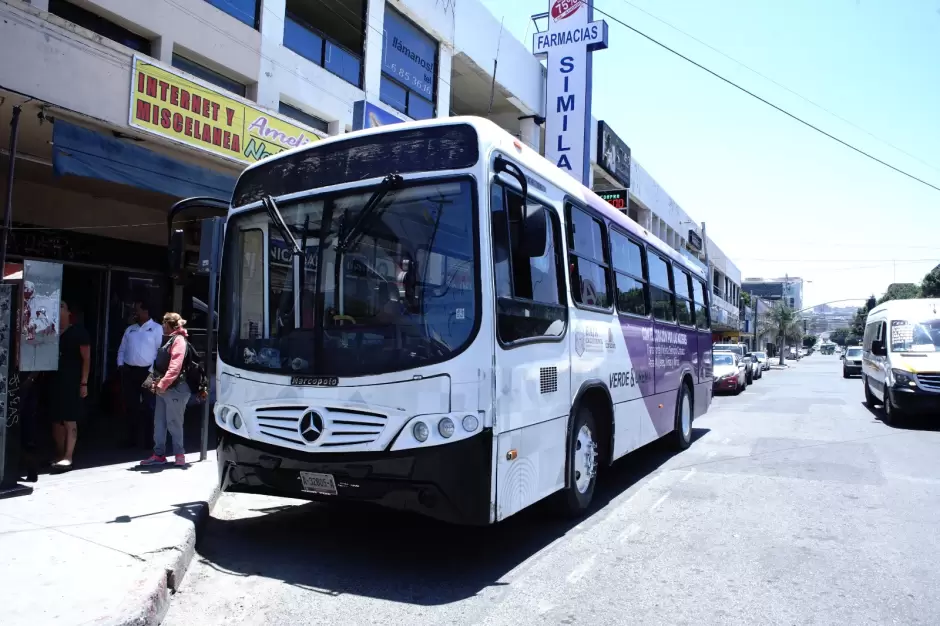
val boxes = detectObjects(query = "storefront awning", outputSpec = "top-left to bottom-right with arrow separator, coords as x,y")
52,121 -> 237,200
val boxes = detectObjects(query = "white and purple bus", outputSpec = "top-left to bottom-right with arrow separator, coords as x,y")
214,117 -> 712,524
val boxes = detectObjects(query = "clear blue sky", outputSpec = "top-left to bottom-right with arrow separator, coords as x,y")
479,0 -> 940,309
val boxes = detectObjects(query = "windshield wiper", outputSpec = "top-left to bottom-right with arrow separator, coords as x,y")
262,195 -> 303,256
336,174 -> 403,253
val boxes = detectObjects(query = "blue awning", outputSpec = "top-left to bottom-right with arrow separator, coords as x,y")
52,121 -> 237,200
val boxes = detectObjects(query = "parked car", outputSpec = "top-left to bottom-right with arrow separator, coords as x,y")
713,351 -> 747,394
713,343 -> 758,383
744,353 -> 762,380
752,351 -> 770,371
842,346 -> 863,377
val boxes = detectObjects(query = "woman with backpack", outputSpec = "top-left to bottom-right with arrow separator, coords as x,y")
140,313 -> 191,467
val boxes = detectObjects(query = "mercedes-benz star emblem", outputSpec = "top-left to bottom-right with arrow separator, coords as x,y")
298,411 -> 324,443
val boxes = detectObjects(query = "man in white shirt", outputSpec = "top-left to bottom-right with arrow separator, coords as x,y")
118,299 -> 163,448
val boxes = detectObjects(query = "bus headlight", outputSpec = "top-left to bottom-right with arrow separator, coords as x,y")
462,414 -> 479,432
232,413 -> 243,430
438,418 -> 455,438
413,421 -> 429,442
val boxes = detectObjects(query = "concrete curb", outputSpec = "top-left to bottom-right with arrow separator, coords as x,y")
99,486 -> 221,626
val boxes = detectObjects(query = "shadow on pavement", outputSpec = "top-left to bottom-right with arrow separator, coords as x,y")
193,427 -> 709,605
861,402 -> 940,431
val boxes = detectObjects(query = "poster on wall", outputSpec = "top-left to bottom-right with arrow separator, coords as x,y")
381,9 -> 438,101
352,100 -> 407,131
19,261 -> 62,372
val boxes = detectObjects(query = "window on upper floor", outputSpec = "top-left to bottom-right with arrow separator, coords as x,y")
380,7 -> 437,121
172,54 -> 247,97
278,102 -> 330,134
48,0 -> 152,54
204,0 -> 259,29
283,0 -> 365,88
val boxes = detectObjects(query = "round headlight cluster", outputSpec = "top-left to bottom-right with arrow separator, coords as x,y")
232,412 -> 243,430
413,421 -> 430,442
462,414 -> 479,432
438,417 -> 455,438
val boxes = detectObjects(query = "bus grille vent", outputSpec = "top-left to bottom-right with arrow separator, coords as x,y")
540,367 -> 558,394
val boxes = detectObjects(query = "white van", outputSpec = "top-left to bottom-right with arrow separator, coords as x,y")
861,298 -> 940,424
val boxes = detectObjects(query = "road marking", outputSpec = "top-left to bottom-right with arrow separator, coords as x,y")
680,467 -> 696,482
566,554 -> 596,584
618,523 -> 641,543
650,493 -> 670,512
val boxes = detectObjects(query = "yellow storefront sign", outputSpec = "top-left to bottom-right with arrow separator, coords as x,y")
128,55 -> 320,164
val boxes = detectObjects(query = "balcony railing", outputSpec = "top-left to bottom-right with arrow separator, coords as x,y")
283,14 -> 362,88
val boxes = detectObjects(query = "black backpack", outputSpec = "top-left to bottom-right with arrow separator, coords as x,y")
181,341 -> 209,397
164,336 -> 208,396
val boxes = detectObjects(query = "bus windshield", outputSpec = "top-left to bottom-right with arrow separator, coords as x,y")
890,318 -> 940,353
218,178 -> 478,377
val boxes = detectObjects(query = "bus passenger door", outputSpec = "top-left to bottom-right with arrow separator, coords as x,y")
489,181 -> 571,521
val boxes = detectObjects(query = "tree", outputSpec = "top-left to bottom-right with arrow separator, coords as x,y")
922,267 -> 940,298
830,328 -> 850,346
740,292 -> 752,307
851,307 -> 867,339
803,335 -> 818,349
763,302 -> 803,365
878,283 -> 920,304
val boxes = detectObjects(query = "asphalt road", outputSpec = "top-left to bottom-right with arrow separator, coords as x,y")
165,354 -> 940,625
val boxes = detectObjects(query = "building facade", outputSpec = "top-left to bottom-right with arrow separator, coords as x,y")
743,277 -> 805,312
0,0 -> 742,425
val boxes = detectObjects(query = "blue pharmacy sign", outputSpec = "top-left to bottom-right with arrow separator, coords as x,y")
382,9 -> 437,101
352,100 -> 407,131
532,0 -> 608,185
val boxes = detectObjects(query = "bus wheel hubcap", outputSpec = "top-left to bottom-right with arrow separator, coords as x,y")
681,394 -> 692,440
574,425 -> 597,494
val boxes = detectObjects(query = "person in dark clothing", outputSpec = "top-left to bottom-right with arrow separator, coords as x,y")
49,298 -> 90,472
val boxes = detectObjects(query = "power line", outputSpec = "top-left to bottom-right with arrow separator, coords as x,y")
590,2 -> 940,194
609,0 -> 940,176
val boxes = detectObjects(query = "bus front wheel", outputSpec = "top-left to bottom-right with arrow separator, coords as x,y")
558,406 -> 598,517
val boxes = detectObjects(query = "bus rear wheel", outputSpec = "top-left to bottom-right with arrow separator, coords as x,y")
671,383 -> 693,451
557,406 -> 598,517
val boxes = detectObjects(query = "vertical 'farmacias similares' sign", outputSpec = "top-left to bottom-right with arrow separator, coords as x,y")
532,0 -> 608,185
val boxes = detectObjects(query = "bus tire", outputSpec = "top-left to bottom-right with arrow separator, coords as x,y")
557,406 -> 598,517
671,383 -> 693,451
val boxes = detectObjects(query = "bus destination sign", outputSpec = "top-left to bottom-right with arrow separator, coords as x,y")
596,189 -> 628,211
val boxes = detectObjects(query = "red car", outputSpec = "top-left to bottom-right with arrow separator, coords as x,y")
713,351 -> 747,394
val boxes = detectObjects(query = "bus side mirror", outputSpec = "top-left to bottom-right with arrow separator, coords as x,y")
871,340 -> 885,356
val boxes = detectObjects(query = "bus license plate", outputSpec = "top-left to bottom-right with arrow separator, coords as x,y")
300,472 -> 338,496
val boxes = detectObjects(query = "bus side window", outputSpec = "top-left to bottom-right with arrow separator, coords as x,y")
566,205 -> 611,309
490,182 -> 566,344
692,278 -> 709,329
647,253 -> 676,323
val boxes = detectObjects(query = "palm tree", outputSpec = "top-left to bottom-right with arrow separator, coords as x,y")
759,303 -> 804,365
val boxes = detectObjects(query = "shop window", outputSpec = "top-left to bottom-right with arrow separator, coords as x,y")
279,102 -> 330,134
204,0 -> 259,29
610,229 -> 647,316
567,205 -> 610,309
172,54 -> 247,97
491,183 -> 566,344
49,0 -> 151,54
283,2 -> 364,89
381,8 -> 437,120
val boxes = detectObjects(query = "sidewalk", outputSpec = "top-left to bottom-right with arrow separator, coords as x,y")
0,452 -> 219,626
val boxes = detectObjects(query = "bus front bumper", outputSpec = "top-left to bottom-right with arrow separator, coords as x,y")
218,431 -> 493,525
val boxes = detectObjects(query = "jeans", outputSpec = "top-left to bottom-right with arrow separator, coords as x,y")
153,383 -> 191,457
